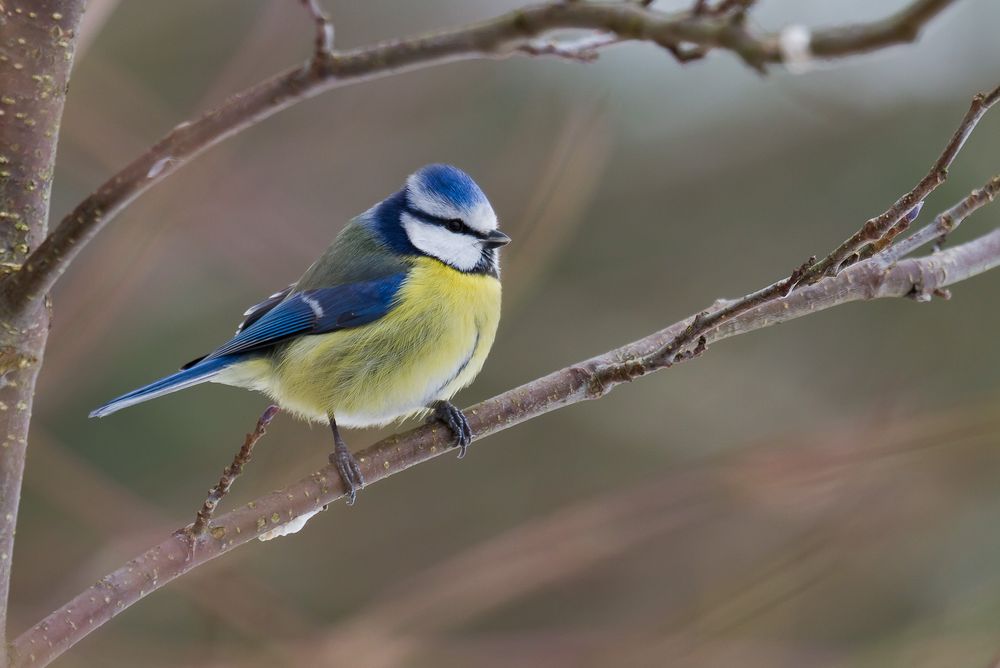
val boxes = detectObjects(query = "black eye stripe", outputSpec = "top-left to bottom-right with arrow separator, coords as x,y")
403,205 -> 486,239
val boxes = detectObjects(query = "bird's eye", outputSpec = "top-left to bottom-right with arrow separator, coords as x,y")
444,219 -> 464,233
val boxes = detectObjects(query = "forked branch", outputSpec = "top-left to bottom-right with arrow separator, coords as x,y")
0,0 -> 960,311
12,175 -> 1000,666
625,81 -> 999,374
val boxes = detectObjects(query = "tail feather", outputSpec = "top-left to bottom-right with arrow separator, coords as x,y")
89,356 -> 234,418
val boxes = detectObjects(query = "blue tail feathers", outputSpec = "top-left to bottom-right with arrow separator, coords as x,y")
89,356 -> 235,418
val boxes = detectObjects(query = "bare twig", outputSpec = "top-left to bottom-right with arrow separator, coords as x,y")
26,432 -> 318,643
633,83 -> 1000,371
799,82 -> 1000,285
0,0 -> 960,311
808,0 -> 957,59
190,405 -> 280,536
882,175 -> 1000,262
301,0 -> 334,62
636,256 -> 814,373
13,212 -> 1000,666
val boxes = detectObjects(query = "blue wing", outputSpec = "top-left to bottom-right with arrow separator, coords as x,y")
91,273 -> 407,418
203,273 -> 406,361
237,285 -> 294,334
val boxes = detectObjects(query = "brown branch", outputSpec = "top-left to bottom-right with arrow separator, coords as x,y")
799,82 -> 1000,285
634,256 -> 813,374
882,175 -> 1000,262
12,199 -> 1000,665
0,0 -> 960,311
0,2 -> 86,660
190,405 -> 280,536
300,0 -> 334,62
809,0 -> 957,59
633,82 -> 999,370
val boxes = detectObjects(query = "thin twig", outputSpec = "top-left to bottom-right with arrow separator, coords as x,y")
638,256 -> 814,372
881,175 -> 1000,262
798,82 -> 1000,285
0,0 -> 960,311
190,405 -> 280,536
808,0 -> 957,59
632,83 -> 1000,371
300,0 -> 334,63
12,212 -> 1000,667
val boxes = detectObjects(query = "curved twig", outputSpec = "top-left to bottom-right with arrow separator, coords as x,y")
12,206 -> 1000,666
0,0 -> 960,310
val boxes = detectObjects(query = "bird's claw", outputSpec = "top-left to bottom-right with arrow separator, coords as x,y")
329,448 -> 364,505
433,400 -> 473,458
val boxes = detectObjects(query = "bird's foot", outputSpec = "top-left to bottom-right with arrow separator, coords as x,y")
329,443 -> 364,505
432,400 -> 473,458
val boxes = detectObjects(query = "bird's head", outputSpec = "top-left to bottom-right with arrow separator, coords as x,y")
370,164 -> 510,276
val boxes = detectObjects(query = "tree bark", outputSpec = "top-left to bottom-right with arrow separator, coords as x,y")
0,2 -> 84,660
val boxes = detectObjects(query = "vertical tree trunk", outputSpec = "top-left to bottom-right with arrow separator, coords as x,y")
0,3 -> 84,661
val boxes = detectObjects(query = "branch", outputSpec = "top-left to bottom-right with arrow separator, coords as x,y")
0,0 -> 960,310
620,81 -> 999,374
808,0 -> 957,59
190,405 -> 279,536
0,2 -> 86,660
798,83 -> 1000,285
12,198 -> 1000,665
300,0 -> 335,61
883,175 -> 1000,261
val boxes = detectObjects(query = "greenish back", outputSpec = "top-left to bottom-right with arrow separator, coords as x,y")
294,217 -> 412,291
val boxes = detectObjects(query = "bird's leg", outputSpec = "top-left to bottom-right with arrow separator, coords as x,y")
328,414 -> 364,505
431,400 -> 473,458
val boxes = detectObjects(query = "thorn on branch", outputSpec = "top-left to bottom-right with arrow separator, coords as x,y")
190,405 -> 280,537
301,0 -> 334,64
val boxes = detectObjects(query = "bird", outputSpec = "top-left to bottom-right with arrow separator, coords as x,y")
90,164 -> 510,504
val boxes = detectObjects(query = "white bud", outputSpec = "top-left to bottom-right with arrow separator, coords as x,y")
779,25 -> 813,74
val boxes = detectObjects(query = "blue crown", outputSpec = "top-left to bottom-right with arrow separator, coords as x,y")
409,164 -> 487,211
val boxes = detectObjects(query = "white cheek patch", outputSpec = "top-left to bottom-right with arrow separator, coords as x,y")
402,214 -> 482,271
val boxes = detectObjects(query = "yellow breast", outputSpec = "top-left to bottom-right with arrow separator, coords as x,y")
268,257 -> 501,426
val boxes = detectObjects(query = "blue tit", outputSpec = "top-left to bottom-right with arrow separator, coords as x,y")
90,164 -> 510,503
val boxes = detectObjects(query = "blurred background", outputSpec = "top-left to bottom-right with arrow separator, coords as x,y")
14,0 -> 1000,665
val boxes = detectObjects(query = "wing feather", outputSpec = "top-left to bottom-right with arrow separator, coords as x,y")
203,273 -> 406,361
237,285 -> 294,333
